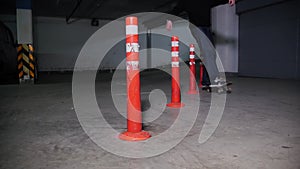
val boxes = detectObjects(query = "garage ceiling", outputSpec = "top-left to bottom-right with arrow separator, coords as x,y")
1,0 -> 176,20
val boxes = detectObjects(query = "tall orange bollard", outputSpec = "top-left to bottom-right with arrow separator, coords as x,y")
119,16 -> 151,141
187,44 -> 198,94
167,36 -> 185,108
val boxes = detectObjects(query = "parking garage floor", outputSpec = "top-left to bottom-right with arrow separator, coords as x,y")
0,69 -> 299,169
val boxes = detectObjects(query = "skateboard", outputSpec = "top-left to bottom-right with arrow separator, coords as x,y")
202,81 -> 232,94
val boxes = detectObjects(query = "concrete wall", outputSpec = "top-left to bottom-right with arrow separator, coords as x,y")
0,10 -> 239,72
34,17 -> 102,71
237,0 -> 300,79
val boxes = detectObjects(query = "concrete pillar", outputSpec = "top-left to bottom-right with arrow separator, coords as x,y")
16,0 -> 36,84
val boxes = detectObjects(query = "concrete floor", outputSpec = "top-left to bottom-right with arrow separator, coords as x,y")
0,69 -> 299,169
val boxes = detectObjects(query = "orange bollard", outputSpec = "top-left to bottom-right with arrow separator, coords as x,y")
167,36 -> 185,108
187,44 -> 198,94
199,61 -> 204,88
119,16 -> 151,141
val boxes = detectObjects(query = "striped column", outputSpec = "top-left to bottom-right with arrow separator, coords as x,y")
187,44 -> 198,94
17,44 -> 35,83
166,36 -> 185,108
119,16 -> 151,141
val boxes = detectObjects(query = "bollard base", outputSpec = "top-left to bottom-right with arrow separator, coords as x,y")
166,102 -> 185,108
119,130 -> 151,141
187,90 -> 198,95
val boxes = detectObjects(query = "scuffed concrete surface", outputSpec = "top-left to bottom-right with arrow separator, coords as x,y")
0,70 -> 299,169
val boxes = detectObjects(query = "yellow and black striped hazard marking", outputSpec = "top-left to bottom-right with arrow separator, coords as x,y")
17,44 -> 36,82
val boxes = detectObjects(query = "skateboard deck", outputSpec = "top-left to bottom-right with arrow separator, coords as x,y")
202,81 -> 232,93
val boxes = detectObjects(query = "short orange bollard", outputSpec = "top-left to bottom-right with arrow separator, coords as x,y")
119,16 -> 151,141
187,44 -> 198,94
166,36 -> 185,108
